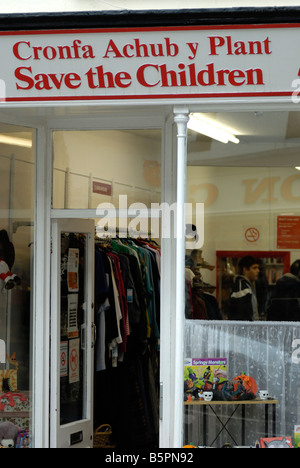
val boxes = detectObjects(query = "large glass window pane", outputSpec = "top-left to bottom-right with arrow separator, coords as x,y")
184,111 -> 300,448
0,124 -> 35,449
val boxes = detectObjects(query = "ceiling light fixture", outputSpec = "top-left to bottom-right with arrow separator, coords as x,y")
296,167 -> 300,171
0,135 -> 32,148
188,113 -> 240,144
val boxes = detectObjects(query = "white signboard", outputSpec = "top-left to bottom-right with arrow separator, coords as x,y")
0,24 -> 299,103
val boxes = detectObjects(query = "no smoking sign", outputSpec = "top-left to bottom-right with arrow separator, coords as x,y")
245,227 -> 260,244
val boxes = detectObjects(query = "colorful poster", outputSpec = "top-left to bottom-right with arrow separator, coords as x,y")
184,358 -> 228,394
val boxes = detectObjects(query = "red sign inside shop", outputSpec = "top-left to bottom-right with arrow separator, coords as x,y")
93,181 -> 112,197
277,216 -> 300,250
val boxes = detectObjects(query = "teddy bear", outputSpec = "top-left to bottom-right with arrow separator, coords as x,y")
0,422 -> 20,448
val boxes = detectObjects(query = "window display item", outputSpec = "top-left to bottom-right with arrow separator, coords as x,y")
259,390 -> 269,400
15,430 -> 31,449
0,352 -> 19,393
184,358 -> 227,400
260,437 -> 293,448
0,422 -> 20,448
0,260 -> 21,291
203,391 -> 213,402
295,426 -> 300,448
0,371 -> 17,393
0,230 -> 21,291
216,375 -> 257,402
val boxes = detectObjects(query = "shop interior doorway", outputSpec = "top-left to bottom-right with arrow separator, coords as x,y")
51,128 -> 163,449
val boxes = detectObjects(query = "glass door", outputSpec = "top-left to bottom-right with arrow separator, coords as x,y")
50,219 -> 95,448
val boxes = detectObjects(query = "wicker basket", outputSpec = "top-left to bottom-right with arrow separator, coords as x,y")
93,424 -> 115,449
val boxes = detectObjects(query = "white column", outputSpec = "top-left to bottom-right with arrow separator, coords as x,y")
173,107 -> 189,448
33,126 -> 51,448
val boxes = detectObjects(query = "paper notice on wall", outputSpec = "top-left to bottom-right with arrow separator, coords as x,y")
68,294 -> 79,339
60,341 -> 68,378
69,338 -> 80,384
67,248 -> 79,292
277,216 -> 300,249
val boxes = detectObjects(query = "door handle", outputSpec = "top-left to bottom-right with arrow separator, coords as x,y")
91,323 -> 96,349
81,324 -> 86,350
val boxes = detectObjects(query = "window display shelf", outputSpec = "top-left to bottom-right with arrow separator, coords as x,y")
184,398 -> 279,447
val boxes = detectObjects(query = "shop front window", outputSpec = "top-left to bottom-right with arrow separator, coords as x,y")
0,123 -> 35,448
184,111 -> 300,448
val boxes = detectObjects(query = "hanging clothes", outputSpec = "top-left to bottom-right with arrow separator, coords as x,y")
94,238 -> 161,449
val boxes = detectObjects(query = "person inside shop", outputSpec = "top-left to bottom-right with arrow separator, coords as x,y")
228,256 -> 260,321
267,259 -> 300,321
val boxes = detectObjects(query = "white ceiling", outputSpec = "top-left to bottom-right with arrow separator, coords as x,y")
188,111 -> 300,167
0,106 -> 300,167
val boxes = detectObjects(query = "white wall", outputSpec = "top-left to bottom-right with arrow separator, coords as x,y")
0,0 -> 300,14
186,166 -> 300,287
52,129 -> 161,210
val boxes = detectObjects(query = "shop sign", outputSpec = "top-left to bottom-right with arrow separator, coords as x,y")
93,181 -> 112,196
0,24 -> 300,103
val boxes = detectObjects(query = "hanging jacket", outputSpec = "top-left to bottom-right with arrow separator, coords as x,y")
228,275 -> 257,321
267,273 -> 300,321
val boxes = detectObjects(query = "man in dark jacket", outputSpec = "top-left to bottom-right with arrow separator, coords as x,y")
228,256 -> 260,321
267,260 -> 300,321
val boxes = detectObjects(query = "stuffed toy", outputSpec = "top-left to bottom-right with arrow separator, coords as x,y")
0,422 -> 20,448
0,260 -> 21,290
0,230 -> 21,291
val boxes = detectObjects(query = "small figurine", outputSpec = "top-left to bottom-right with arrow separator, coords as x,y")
6,352 -> 19,370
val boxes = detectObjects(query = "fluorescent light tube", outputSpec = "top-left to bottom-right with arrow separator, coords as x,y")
188,114 -> 240,144
0,135 -> 32,148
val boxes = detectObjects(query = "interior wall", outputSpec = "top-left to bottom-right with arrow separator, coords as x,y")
53,129 -> 162,210
0,127 -> 34,390
186,166 -> 300,287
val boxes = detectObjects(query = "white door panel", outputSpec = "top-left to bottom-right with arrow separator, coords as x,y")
50,219 -> 95,448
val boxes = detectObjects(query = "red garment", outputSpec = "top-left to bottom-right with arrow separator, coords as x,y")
108,252 -> 130,353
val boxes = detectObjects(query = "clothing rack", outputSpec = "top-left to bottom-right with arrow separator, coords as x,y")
94,234 -> 161,449
96,225 -> 155,240
185,249 -> 222,321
